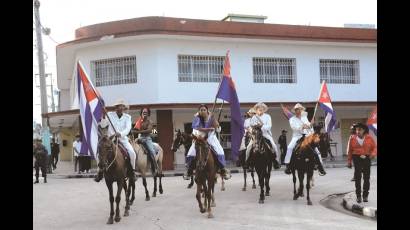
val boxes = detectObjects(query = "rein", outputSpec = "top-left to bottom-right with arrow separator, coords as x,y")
106,136 -> 119,171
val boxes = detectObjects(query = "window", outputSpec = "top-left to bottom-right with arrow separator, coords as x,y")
91,56 -> 137,87
178,55 -> 225,82
253,57 -> 297,83
320,59 -> 360,84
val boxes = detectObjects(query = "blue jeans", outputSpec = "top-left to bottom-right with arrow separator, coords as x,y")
139,136 -> 156,158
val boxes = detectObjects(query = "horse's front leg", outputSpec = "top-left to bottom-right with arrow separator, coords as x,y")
292,170 -> 298,200
188,176 -> 194,189
307,171 -> 313,205
297,170 -> 305,197
265,167 -> 271,196
114,181 -> 122,222
159,174 -> 163,194
123,179 -> 130,216
130,179 -> 135,205
142,177 -> 150,201
257,168 -> 265,204
106,181 -> 114,224
221,177 -> 225,191
152,175 -> 157,197
207,178 -> 215,218
242,168 -> 247,191
251,169 -> 256,189
196,182 -> 205,213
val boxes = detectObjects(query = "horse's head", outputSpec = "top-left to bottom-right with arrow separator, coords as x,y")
192,135 -> 209,171
97,124 -> 116,170
250,125 -> 264,153
171,129 -> 183,152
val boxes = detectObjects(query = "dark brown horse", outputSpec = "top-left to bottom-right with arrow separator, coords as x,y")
238,133 -> 256,191
249,125 -> 274,204
171,129 -> 194,188
193,135 -> 217,218
97,128 -> 131,224
291,133 -> 321,205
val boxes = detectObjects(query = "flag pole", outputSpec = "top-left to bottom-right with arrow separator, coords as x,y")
217,100 -> 225,123
311,81 -> 325,123
212,50 -> 230,113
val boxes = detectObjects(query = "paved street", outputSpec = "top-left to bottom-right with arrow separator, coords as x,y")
34,166 -> 376,230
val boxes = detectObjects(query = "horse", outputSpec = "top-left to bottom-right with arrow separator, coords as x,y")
291,133 -> 321,205
249,125 -> 274,204
128,135 -> 164,203
97,127 -> 131,224
193,135 -> 217,218
171,129 -> 195,188
238,133 -> 256,191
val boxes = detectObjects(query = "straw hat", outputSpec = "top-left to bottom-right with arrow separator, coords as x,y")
247,108 -> 256,114
112,98 -> 129,109
253,102 -> 268,113
291,103 -> 305,113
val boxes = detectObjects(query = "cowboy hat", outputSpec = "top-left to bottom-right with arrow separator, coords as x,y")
253,102 -> 268,112
291,103 -> 305,113
112,98 -> 129,108
247,108 -> 256,114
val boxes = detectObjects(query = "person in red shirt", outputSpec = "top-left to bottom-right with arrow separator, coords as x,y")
347,123 -> 377,203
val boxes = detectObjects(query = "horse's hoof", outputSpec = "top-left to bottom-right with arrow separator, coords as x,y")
242,187 -> 246,191
124,210 -> 129,217
129,201 -> 134,206
208,213 -> 214,218
300,193 -> 304,197
211,202 -> 216,207
258,199 -> 264,204
293,194 -> 298,200
187,184 -> 193,189
265,192 -> 270,196
107,217 -> 114,225
200,208 -> 206,213
252,185 -> 256,189
145,196 -> 150,201
114,216 -> 121,222
159,189 -> 163,194
152,193 -> 156,197
307,200 -> 313,205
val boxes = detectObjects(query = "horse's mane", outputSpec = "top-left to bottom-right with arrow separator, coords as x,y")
300,134 -> 319,150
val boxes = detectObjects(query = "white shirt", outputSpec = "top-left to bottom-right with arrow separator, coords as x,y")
289,113 -> 313,138
356,136 -> 364,146
250,113 -> 273,139
73,140 -> 81,157
104,111 -> 132,141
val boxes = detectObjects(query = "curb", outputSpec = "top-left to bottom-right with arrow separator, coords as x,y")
342,192 -> 377,219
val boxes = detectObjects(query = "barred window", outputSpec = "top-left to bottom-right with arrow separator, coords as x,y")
253,58 -> 297,83
320,59 -> 360,84
178,55 -> 225,82
91,56 -> 137,87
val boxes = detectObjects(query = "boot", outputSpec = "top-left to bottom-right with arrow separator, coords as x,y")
34,176 -> 39,184
183,159 -> 195,180
356,195 -> 362,203
220,167 -> 231,180
363,192 -> 369,202
94,169 -> 104,182
285,164 -> 292,175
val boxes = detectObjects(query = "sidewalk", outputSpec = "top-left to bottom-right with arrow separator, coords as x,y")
38,155 -> 377,179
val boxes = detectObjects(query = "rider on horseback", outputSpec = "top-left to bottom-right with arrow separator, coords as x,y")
184,104 -> 231,180
133,107 -> 159,176
95,99 -> 137,183
245,102 -> 280,169
239,108 -> 256,168
284,103 -> 326,175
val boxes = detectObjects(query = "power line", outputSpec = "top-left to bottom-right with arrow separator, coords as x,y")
33,12 -> 60,45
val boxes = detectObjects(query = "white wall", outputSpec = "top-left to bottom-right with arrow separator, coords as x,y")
68,37 -> 376,108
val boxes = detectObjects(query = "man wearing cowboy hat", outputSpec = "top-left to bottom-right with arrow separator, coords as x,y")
347,123 -> 377,203
284,103 -> 326,175
33,137 -> 48,184
246,102 -> 280,169
240,108 -> 256,151
95,99 -> 136,182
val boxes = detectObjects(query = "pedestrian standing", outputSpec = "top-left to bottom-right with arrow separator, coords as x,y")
278,130 -> 288,165
73,134 -> 81,173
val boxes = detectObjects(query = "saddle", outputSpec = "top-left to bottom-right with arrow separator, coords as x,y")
135,138 -> 160,156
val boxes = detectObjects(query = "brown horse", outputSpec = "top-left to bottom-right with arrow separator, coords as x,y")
129,136 -> 164,202
193,135 -> 217,218
97,128 -> 131,224
291,133 -> 321,205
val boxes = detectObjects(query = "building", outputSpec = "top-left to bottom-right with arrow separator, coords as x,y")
48,15 -> 377,170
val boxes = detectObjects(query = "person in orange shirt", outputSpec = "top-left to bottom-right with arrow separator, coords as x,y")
347,123 -> 377,203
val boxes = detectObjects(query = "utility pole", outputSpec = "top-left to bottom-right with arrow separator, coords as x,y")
49,74 -> 55,112
34,0 -> 48,127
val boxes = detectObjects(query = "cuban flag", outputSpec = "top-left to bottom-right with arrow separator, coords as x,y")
77,61 -> 104,159
215,51 -> 244,160
280,104 -> 294,120
318,81 -> 337,133
367,107 -> 377,136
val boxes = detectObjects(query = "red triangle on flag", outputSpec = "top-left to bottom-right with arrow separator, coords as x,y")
367,107 -> 377,125
318,81 -> 332,103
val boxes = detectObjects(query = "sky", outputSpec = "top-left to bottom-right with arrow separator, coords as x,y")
33,0 -> 377,123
